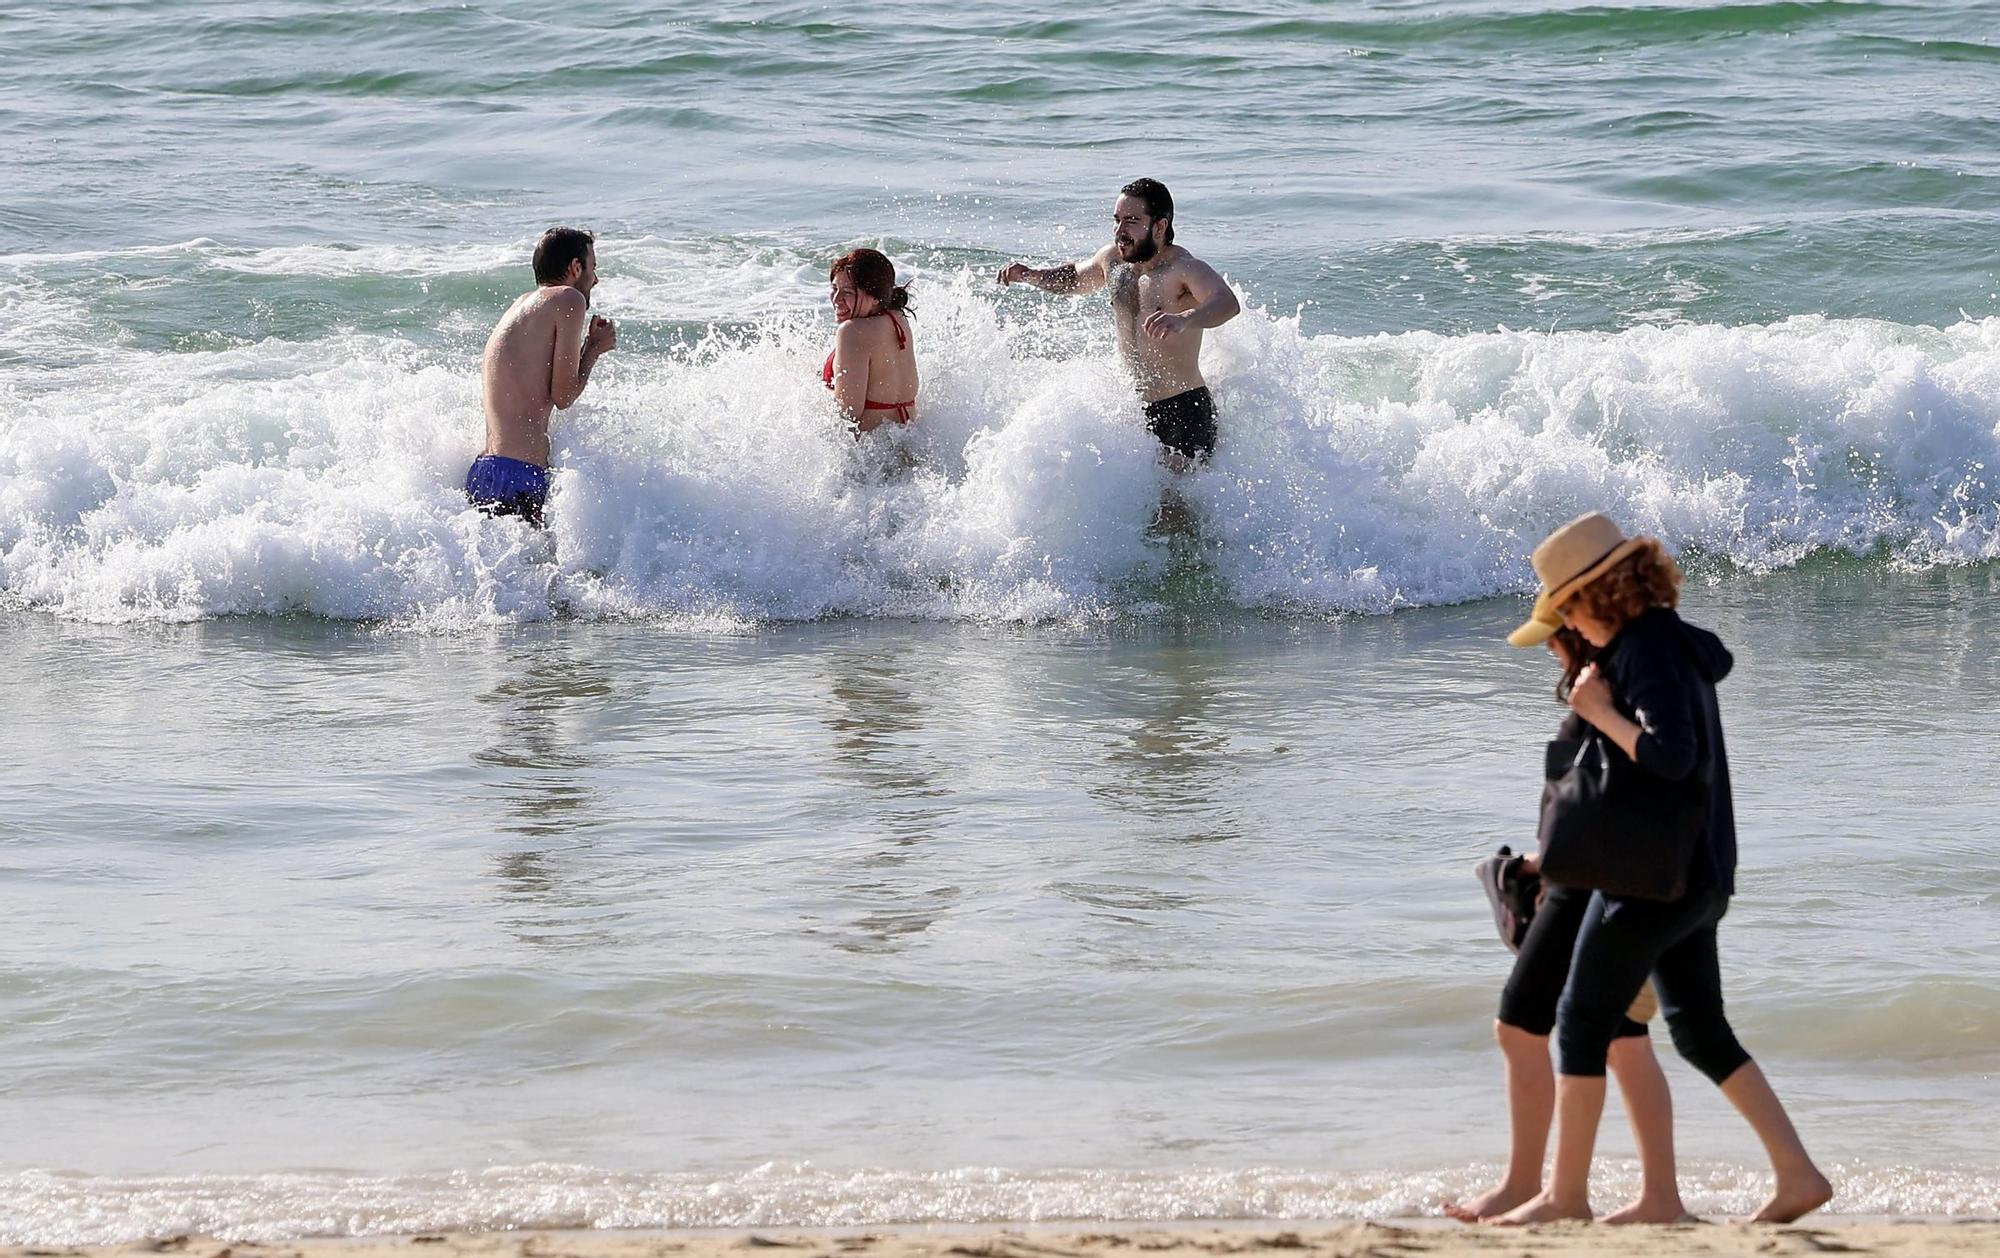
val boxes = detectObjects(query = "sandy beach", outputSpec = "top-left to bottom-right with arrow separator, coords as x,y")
15,1223 -> 2000,1258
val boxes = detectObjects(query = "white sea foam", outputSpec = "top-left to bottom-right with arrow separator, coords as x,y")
0,238 -> 523,279
1,1160 -> 1994,1244
3,266 -> 1997,626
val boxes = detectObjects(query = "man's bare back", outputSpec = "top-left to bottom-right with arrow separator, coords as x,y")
481,285 -> 611,466
466,228 -> 614,526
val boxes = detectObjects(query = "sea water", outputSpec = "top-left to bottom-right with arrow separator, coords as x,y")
3,0 -> 1999,1242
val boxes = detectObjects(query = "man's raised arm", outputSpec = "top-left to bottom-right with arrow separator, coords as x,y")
997,245 -> 1113,296
551,296 -> 615,410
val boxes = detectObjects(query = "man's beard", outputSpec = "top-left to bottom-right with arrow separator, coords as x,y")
1119,235 -> 1158,264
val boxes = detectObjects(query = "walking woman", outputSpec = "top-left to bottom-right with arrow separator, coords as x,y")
823,248 -> 918,434
1446,619 -> 1685,1225
1495,512 -> 1831,1226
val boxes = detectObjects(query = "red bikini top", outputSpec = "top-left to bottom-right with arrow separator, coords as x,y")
822,311 -> 914,419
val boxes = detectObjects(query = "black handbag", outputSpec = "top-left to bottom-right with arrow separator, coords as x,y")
1536,732 -> 1710,902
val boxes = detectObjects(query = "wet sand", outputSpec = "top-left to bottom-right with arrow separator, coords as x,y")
16,1221 -> 2000,1258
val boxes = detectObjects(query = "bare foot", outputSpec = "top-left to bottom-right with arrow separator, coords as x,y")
1750,1169 -> 1833,1223
1443,1182 -> 1537,1223
1492,1191 -> 1593,1226
1603,1197 -> 1694,1225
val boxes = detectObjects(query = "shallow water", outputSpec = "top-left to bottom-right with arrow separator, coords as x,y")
5,0 -> 2000,1241
5,569 -> 1998,1238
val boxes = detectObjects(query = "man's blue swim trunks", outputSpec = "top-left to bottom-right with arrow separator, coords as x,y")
465,454 -> 549,527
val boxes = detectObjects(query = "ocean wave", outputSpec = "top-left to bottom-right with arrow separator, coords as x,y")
2,271 -> 1996,627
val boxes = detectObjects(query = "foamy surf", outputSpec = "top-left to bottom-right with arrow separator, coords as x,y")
3,252 -> 1997,627
3,1160 -> 1995,1245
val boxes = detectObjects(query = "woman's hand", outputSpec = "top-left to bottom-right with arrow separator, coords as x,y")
1568,663 -> 1616,722
1567,663 -> 1645,760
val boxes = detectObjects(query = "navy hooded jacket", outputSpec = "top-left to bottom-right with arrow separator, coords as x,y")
1595,606 -> 1738,897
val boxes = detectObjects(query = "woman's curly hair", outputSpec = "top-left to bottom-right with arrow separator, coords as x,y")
1566,538 -> 1682,629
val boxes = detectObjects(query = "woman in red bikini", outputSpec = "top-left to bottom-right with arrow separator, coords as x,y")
824,248 -> 918,433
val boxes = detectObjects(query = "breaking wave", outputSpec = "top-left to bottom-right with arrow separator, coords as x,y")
3,242 -> 1996,627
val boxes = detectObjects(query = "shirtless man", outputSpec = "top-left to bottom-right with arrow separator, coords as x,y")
466,226 -> 616,526
998,178 -> 1240,469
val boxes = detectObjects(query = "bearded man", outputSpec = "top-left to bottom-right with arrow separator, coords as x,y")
999,178 -> 1240,469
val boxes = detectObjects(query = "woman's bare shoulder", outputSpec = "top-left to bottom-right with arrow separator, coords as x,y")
835,318 -> 887,350
846,314 -> 916,346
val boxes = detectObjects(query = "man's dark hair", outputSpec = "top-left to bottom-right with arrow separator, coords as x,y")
1120,178 -> 1174,245
532,227 -> 595,285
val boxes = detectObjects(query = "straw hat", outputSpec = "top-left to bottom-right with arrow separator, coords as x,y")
1506,512 -> 1649,647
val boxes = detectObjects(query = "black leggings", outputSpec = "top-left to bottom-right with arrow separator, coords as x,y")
1500,884 -> 1647,1039
1556,889 -> 1752,1084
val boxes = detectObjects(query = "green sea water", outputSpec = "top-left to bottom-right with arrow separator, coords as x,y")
8,0 -> 2000,334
